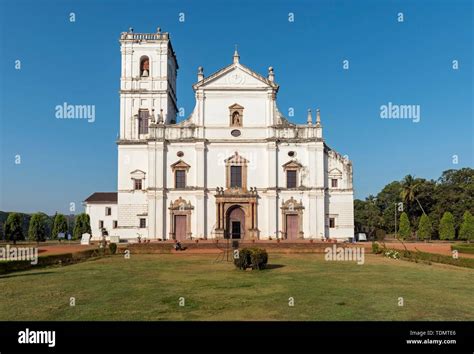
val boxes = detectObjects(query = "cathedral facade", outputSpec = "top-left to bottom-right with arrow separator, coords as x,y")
85,29 -> 354,241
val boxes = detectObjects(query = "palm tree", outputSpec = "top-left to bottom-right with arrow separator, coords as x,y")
400,175 -> 426,215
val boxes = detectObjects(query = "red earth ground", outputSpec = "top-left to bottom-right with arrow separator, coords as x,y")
29,240 -> 473,258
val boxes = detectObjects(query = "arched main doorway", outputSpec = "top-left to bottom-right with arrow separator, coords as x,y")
226,206 -> 245,239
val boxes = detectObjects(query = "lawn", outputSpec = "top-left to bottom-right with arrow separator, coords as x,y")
0,253 -> 473,321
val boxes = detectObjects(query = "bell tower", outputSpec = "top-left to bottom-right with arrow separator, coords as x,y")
119,27 -> 178,141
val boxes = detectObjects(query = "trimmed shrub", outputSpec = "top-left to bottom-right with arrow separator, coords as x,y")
439,212 -> 455,240
459,211 -> 474,241
371,242 -> 381,254
109,243 -> 117,255
28,213 -> 49,242
250,248 -> 268,270
0,249 -> 99,275
399,249 -> 474,269
5,213 -> 24,243
417,214 -> 432,240
234,247 -> 268,270
451,243 -> 474,255
398,212 -> 411,240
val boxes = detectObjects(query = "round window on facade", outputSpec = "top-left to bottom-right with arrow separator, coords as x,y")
231,129 -> 241,137
288,151 -> 296,157
177,151 -> 184,157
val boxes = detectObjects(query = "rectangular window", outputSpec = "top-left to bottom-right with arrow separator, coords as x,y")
175,170 -> 186,189
139,218 -> 146,228
99,220 -> 104,229
134,179 -> 142,190
329,218 -> 335,228
105,207 -> 111,216
230,166 -> 242,188
113,220 -> 118,229
331,179 -> 338,188
287,170 -> 297,188
138,110 -> 149,134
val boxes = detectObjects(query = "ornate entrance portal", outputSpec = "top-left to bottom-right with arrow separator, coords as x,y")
227,206 -> 245,239
214,188 -> 259,240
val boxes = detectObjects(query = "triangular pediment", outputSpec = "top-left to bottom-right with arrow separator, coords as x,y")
224,151 -> 249,164
229,103 -> 244,110
170,159 -> 191,171
282,160 -> 303,169
193,63 -> 278,90
130,169 -> 146,179
328,168 -> 342,177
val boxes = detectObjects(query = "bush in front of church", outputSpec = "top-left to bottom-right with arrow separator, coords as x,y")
234,247 -> 268,270
109,243 -> 117,255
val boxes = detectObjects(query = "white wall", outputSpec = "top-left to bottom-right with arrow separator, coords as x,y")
85,203 -> 118,240
107,31 -> 355,241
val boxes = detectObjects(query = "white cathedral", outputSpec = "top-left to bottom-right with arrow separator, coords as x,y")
85,28 -> 354,242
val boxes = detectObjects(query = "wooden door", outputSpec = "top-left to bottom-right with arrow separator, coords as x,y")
286,214 -> 298,240
175,215 -> 187,241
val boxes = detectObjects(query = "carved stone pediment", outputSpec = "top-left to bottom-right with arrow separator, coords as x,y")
169,197 -> 194,210
281,197 -> 304,211
328,168 -> 342,178
130,169 -> 146,179
170,159 -> 191,172
224,151 -> 249,165
282,160 -> 303,170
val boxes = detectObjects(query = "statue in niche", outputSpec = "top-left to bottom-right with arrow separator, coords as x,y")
232,111 -> 241,126
141,58 -> 149,77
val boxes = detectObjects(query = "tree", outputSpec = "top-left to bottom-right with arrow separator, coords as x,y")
417,214 -> 432,240
439,212 -> 455,240
354,196 -> 382,239
432,168 -> 474,234
73,213 -> 91,240
51,213 -> 68,239
4,213 -> 24,244
399,175 -> 433,228
459,211 -> 474,242
28,212 -> 49,242
398,212 -> 411,240
376,181 -> 402,233
400,175 -> 421,210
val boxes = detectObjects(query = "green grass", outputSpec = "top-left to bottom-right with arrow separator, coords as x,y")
0,254 -> 473,321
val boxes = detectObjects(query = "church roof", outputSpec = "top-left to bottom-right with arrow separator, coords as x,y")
84,192 -> 118,203
192,52 -> 279,90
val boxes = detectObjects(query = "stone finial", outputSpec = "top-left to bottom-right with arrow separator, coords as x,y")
316,108 -> 321,124
307,109 -> 313,126
128,27 -> 134,33
158,109 -> 164,124
233,45 -> 240,64
268,67 -> 274,82
151,108 -> 156,123
197,66 -> 204,81
157,27 -> 161,34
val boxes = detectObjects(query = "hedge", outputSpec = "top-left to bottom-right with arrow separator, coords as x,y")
451,244 -> 474,255
397,249 -> 474,269
234,247 -> 268,270
0,249 -> 103,275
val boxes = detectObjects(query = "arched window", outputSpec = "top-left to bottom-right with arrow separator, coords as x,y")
140,57 -> 150,77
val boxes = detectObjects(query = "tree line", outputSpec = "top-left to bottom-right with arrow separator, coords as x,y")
354,168 -> 474,241
1,212 -> 91,244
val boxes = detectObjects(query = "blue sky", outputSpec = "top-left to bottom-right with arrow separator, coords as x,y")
0,0 -> 472,215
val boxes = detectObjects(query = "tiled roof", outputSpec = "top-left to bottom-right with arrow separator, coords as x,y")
84,192 -> 117,203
